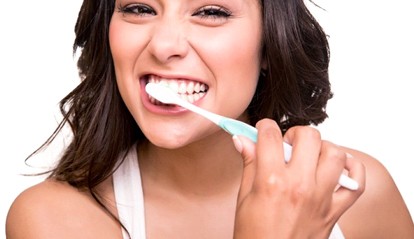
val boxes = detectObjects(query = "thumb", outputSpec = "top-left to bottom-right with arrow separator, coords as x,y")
232,135 -> 257,202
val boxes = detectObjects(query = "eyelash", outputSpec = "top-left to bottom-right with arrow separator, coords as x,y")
192,6 -> 232,19
117,4 -> 232,20
117,3 -> 155,17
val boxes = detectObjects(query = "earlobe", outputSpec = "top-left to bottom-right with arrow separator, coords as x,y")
259,59 -> 268,79
260,60 -> 268,71
260,68 -> 268,78
260,48 -> 268,70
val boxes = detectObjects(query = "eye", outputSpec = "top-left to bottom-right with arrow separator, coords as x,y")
192,6 -> 232,19
117,3 -> 156,17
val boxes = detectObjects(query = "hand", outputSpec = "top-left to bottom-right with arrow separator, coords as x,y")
232,119 -> 365,239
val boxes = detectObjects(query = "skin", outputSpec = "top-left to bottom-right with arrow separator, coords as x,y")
6,0 -> 414,238
110,0 -> 262,149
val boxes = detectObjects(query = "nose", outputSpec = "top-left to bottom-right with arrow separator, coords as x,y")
147,19 -> 190,64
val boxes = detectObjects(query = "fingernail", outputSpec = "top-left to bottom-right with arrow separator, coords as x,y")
232,135 -> 243,153
346,152 -> 354,158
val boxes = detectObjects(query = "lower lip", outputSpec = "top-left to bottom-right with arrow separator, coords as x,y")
140,80 -> 204,115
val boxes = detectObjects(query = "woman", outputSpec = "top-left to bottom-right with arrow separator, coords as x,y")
6,0 -> 414,238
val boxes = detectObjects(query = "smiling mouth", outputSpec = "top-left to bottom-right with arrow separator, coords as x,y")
145,75 -> 208,105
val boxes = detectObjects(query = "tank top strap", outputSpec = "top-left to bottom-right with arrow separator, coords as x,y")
113,146 -> 146,239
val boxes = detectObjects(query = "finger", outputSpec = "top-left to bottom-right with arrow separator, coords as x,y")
332,154 -> 366,216
283,126 -> 322,181
316,141 -> 347,193
255,119 -> 286,186
232,135 -> 257,202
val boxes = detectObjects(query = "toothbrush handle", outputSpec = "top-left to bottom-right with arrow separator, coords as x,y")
218,117 -> 258,142
219,117 -> 292,161
219,117 -> 359,190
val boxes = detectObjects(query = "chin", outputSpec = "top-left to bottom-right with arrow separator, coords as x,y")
144,131 -> 192,149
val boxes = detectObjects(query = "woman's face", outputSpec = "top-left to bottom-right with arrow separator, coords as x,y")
110,0 -> 263,148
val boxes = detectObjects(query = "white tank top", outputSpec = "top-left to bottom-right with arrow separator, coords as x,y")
113,147 -> 345,239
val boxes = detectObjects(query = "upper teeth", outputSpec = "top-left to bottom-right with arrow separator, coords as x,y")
147,75 -> 208,104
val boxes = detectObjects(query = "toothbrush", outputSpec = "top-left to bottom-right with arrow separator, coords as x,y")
145,82 -> 359,190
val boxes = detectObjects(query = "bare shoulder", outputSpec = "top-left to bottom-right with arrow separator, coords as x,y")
6,179 -> 122,239
339,147 -> 414,238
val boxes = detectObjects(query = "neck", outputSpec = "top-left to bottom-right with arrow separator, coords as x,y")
137,132 -> 243,199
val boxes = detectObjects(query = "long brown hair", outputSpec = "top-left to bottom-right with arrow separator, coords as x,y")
31,0 -> 332,234
248,0 -> 331,132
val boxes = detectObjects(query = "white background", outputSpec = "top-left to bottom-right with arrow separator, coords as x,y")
1,0 -> 413,235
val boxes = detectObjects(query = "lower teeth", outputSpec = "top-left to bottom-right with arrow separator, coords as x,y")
149,92 -> 206,105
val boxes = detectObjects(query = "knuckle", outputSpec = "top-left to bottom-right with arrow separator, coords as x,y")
290,183 -> 317,205
322,141 -> 346,164
253,177 -> 319,206
296,126 -> 321,141
257,118 -> 276,126
257,119 -> 282,141
254,174 -> 284,196
293,184 -> 313,199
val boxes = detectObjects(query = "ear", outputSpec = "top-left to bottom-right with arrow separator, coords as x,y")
260,60 -> 268,76
260,51 -> 268,70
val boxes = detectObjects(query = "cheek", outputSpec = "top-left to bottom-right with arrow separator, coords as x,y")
192,29 -> 261,71
191,26 -> 262,113
194,21 -> 262,78
109,20 -> 146,121
109,22 -> 133,97
109,21 -> 141,74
